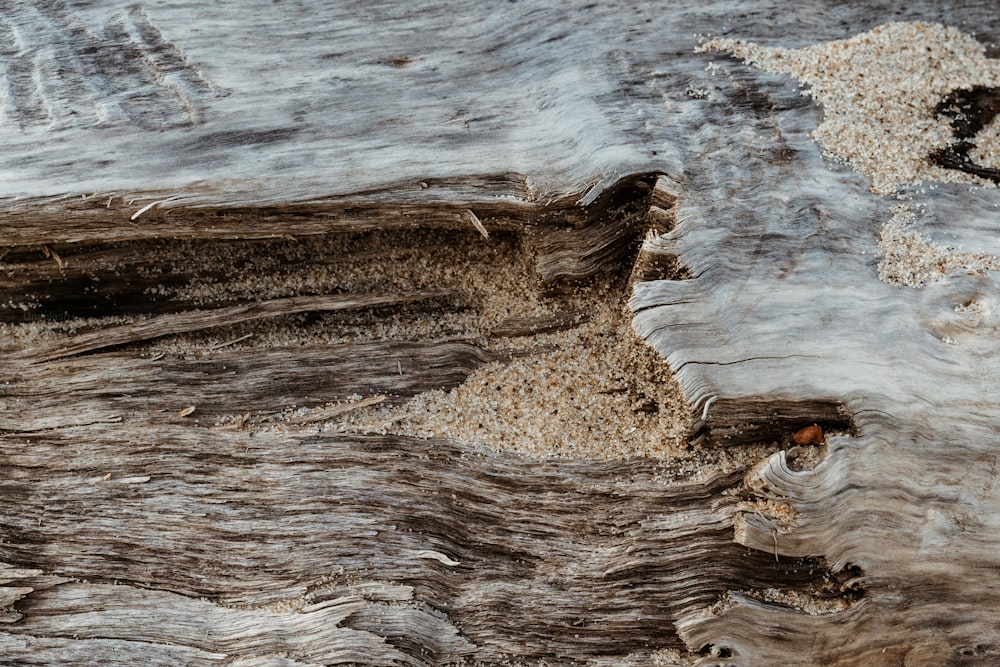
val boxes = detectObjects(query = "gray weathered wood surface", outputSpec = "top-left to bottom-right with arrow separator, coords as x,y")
3,0 -> 1000,664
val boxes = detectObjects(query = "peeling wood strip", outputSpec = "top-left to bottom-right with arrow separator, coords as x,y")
289,395 -> 388,424
411,549 -> 462,566
0,583 -> 422,664
2,342 -> 495,430
130,196 -> 180,221
0,194 -> 537,248
207,333 -> 254,351
467,208 -> 489,239
489,311 -> 587,338
26,290 -> 454,362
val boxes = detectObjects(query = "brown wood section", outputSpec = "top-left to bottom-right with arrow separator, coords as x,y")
0,426 -> 834,663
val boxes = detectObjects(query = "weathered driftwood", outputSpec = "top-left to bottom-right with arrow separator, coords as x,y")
0,425 -> 835,663
5,342 -> 503,430
4,0 -> 1000,665
628,16 -> 1000,667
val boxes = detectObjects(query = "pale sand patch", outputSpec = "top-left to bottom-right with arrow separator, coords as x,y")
700,22 -> 1000,195
327,295 -> 693,461
878,203 -> 1000,287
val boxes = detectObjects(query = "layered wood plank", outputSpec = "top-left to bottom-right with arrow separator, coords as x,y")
2,1 -> 1000,665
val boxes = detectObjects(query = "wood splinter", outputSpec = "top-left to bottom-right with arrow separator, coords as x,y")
467,209 -> 489,239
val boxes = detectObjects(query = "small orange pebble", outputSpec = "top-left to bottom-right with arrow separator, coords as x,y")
792,424 -> 824,445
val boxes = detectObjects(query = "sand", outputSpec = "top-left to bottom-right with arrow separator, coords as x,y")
324,296 -> 693,461
206,229 -> 717,468
878,202 -> 1000,287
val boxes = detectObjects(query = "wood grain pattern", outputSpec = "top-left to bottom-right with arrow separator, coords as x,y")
3,0 -> 1000,664
0,425 -> 832,664
25,291 -> 454,361
4,341 -> 502,430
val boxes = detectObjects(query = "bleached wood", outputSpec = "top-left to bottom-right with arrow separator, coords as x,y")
628,9 -> 1000,667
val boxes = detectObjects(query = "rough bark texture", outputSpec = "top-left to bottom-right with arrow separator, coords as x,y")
3,1 -> 1000,665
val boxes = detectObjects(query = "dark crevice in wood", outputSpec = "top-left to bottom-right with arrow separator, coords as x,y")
630,250 -> 692,283
0,174 -> 672,325
699,643 -> 735,660
631,176 -> 692,285
0,238 -> 288,322
738,575 -> 867,616
0,232 -> 471,324
690,398 -> 855,448
730,512 -> 869,620
24,291 -> 455,362
784,444 -> 829,472
0,270 -> 220,322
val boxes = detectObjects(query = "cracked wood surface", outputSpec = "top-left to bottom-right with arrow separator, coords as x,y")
2,0 -> 1000,665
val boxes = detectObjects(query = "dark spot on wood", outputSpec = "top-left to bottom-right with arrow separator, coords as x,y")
190,128 -> 301,150
929,86 -> 1000,183
935,86 -> 1000,138
383,55 -> 414,67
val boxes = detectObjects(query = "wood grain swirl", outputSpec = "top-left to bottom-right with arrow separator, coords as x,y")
0,1 -> 215,130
